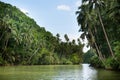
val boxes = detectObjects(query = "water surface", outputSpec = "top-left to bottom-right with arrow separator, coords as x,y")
0,64 -> 120,80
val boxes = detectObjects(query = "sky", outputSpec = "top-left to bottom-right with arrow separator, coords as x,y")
0,0 -> 89,52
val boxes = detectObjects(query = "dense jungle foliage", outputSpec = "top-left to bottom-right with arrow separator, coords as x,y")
76,0 -> 120,70
0,1 -> 84,65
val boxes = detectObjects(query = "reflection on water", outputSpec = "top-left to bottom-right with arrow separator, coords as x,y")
0,64 -> 120,80
82,64 -> 97,80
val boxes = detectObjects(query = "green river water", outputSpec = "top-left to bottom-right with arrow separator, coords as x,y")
0,64 -> 120,80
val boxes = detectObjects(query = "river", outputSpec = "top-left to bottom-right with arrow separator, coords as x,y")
0,64 -> 120,80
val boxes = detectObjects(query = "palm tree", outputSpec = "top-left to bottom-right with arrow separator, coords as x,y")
56,33 -> 60,43
80,0 -> 114,57
64,34 -> 69,43
72,39 -> 76,45
88,29 -> 103,60
76,2 -> 104,60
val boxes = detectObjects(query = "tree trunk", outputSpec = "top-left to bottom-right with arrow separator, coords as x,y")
98,10 -> 114,57
28,48 -> 40,63
89,29 -> 103,60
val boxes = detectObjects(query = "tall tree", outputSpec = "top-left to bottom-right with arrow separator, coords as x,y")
77,0 -> 114,57
76,3 -> 104,60
87,0 -> 114,57
64,34 -> 69,43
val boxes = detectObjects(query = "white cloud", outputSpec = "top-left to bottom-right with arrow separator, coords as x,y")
57,5 -> 71,11
75,1 -> 82,7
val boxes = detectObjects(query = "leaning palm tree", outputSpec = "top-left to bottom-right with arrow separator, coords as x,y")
76,3 -> 104,60
82,0 -> 114,57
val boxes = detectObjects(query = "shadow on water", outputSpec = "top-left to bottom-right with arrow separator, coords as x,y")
0,64 -> 120,80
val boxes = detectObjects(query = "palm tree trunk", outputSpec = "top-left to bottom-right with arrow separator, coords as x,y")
89,29 -> 103,60
98,10 -> 114,57
27,48 -> 40,63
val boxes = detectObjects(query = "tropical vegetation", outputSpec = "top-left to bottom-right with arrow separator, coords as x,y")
76,0 -> 120,70
0,1 -> 84,65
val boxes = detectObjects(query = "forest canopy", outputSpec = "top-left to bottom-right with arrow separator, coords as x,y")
0,1 -> 84,65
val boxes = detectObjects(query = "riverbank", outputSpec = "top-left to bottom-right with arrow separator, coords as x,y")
90,56 -> 120,70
